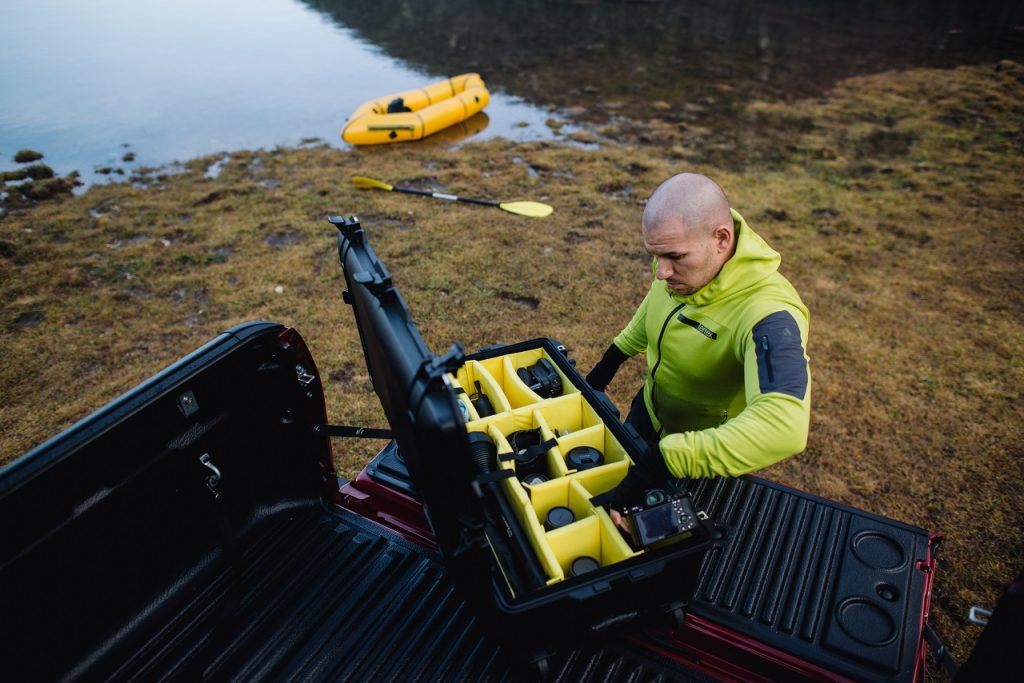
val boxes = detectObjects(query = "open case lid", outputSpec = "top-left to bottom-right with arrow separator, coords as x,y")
330,215 -> 478,557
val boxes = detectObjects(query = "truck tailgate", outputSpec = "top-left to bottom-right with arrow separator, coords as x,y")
686,476 -> 934,682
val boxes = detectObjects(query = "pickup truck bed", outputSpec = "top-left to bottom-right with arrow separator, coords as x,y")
0,322 -> 934,681
100,503 -> 711,682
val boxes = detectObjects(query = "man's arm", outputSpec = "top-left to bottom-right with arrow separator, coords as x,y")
612,289 -> 651,357
659,308 -> 811,478
585,289 -> 651,391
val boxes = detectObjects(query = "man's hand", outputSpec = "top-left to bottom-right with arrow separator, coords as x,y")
590,444 -> 673,516
609,509 -> 629,533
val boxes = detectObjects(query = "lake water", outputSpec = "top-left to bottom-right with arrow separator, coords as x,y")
2,0 -> 1021,186
0,0 -> 562,185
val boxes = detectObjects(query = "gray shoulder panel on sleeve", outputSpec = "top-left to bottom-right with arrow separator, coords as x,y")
752,311 -> 808,400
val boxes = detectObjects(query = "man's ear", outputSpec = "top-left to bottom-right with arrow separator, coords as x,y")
712,224 -> 734,253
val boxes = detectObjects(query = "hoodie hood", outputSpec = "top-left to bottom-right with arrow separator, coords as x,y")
667,209 -> 781,307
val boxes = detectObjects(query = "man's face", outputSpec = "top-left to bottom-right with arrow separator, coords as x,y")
643,220 -> 727,295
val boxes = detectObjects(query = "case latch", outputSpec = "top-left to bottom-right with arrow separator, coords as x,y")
425,343 -> 466,378
406,343 -> 466,416
328,214 -> 363,242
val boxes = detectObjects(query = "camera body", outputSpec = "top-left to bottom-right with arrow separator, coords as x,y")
516,358 -> 563,399
621,489 -> 699,549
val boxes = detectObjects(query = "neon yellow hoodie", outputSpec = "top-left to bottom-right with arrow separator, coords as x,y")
613,210 -> 811,478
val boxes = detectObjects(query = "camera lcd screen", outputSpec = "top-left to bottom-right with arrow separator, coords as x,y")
635,505 -> 677,545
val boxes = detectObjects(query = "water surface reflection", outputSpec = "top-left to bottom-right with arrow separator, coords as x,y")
1,0 -> 1021,184
310,0 -> 1024,123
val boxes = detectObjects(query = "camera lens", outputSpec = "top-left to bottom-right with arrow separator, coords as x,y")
470,380 -> 494,417
467,431 -> 497,475
570,556 -> 600,577
544,506 -> 576,531
566,446 -> 604,471
521,473 -> 549,486
644,489 -> 667,507
507,428 -> 547,479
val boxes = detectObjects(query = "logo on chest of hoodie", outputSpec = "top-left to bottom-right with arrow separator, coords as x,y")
678,313 -> 718,340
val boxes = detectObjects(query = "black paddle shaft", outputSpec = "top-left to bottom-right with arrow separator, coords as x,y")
391,185 -> 501,208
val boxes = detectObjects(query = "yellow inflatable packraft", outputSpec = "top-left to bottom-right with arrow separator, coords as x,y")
341,73 -> 491,146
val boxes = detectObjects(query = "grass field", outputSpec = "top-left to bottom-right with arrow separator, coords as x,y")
2,60 -> 1022,669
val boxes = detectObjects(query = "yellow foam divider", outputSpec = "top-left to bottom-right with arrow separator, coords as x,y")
545,513 -> 637,577
457,360 -> 512,422
557,424 -> 631,475
529,478 -> 594,526
534,394 -> 602,436
594,508 -> 640,563
569,460 -> 631,497
546,516 -> 601,576
476,356 -> 540,410
530,407 -> 569,478
499,473 -> 564,584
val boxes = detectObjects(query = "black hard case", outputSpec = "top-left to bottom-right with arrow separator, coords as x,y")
332,216 -> 713,662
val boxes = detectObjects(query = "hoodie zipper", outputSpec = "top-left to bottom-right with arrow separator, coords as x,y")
649,302 -> 687,434
761,334 -> 774,383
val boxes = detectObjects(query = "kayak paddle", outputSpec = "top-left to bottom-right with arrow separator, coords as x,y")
351,176 -> 553,218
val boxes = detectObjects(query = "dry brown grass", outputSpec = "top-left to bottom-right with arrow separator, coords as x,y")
2,61 -> 1021,668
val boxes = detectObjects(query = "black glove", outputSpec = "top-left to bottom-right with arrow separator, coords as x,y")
590,445 -> 672,512
585,344 -> 629,392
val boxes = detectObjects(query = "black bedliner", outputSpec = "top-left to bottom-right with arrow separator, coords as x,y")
185,507 -> 714,682
40,499 -> 713,682
366,448 -> 933,682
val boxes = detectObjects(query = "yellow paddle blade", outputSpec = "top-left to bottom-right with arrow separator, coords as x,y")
351,176 -> 393,191
498,201 -> 553,218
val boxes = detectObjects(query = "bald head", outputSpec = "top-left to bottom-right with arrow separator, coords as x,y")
640,173 -> 737,295
642,173 -> 732,238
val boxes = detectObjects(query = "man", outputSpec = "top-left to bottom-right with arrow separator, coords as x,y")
587,173 -> 811,514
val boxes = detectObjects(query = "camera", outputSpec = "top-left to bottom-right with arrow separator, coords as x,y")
621,489 -> 699,550
516,358 -> 563,399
